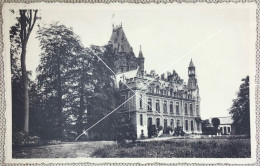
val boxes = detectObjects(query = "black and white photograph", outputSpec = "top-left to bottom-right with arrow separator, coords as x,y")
2,2 -> 257,164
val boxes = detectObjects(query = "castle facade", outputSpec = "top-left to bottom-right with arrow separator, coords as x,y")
110,24 -> 202,139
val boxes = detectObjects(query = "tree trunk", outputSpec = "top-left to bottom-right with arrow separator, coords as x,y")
21,44 -> 29,133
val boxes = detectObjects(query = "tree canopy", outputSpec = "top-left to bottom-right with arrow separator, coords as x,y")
229,76 -> 250,135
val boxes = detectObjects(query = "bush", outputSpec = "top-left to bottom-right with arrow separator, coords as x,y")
114,124 -> 137,143
203,127 -> 218,135
148,125 -> 157,138
173,126 -> 185,136
165,126 -> 173,134
13,131 -> 40,147
157,125 -> 163,132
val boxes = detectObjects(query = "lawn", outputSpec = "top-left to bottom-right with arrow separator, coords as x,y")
91,138 -> 251,158
13,138 -> 251,158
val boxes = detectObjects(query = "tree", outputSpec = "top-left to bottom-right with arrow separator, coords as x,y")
18,10 -> 39,133
211,118 -> 220,128
229,76 -> 250,135
201,119 -> 210,134
36,22 -> 83,139
85,44 -> 121,139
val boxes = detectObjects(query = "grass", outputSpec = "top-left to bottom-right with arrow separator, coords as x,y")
91,138 -> 251,158
12,138 -> 251,158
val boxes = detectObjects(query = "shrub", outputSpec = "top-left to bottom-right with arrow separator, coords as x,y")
13,131 -> 40,147
114,124 -> 137,143
203,127 -> 218,135
148,125 -> 157,138
173,126 -> 185,136
157,125 -> 163,131
165,126 -> 173,134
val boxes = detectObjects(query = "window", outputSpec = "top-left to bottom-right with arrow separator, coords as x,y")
164,90 -> 167,96
170,119 -> 174,128
228,127 -> 231,133
197,123 -> 200,131
148,87 -> 152,93
156,100 -> 160,112
163,101 -> 167,113
160,89 -> 163,95
176,102 -> 179,115
164,119 -> 167,130
191,120 -> 194,131
148,98 -> 152,111
185,103 -> 188,115
185,120 -> 189,131
139,95 -> 143,108
170,89 -> 173,96
156,118 -> 160,128
196,105 -> 199,115
148,117 -> 152,127
177,119 -> 180,127
190,104 -> 193,116
156,86 -> 160,94
170,102 -> 173,113
184,91 -> 188,99
174,92 -> 177,97
140,114 -> 143,125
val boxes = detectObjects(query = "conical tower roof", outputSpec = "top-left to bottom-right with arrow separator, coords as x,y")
109,24 -> 133,54
138,45 -> 144,58
189,59 -> 195,68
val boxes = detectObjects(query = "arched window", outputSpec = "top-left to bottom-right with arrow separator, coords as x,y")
177,119 -> 180,127
196,105 -> 199,115
148,98 -> 152,111
163,100 -> 167,113
170,101 -> 173,113
197,122 -> 200,131
156,100 -> 160,112
176,102 -> 180,115
156,118 -> 160,128
184,91 -> 188,99
185,103 -> 188,115
156,86 -> 160,94
191,120 -> 194,131
140,114 -> 143,126
170,89 -> 173,96
185,120 -> 189,131
148,117 -> 152,127
148,87 -> 152,93
174,92 -> 177,97
170,119 -> 174,129
190,104 -> 193,116
139,95 -> 142,108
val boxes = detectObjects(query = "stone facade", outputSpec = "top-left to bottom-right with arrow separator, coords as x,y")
111,24 -> 202,139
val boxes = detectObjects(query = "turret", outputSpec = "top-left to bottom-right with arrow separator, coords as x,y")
137,45 -> 145,75
187,59 -> 197,90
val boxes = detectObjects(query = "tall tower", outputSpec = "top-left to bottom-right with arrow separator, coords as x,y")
108,24 -> 138,74
187,59 -> 197,90
137,45 -> 145,75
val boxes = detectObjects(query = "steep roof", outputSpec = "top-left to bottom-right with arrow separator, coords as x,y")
189,59 -> 195,68
138,46 -> 144,58
109,25 -> 133,54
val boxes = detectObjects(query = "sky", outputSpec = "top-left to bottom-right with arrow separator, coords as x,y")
5,3 -> 255,119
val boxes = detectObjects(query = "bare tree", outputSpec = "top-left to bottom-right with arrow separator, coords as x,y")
19,10 -> 38,133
